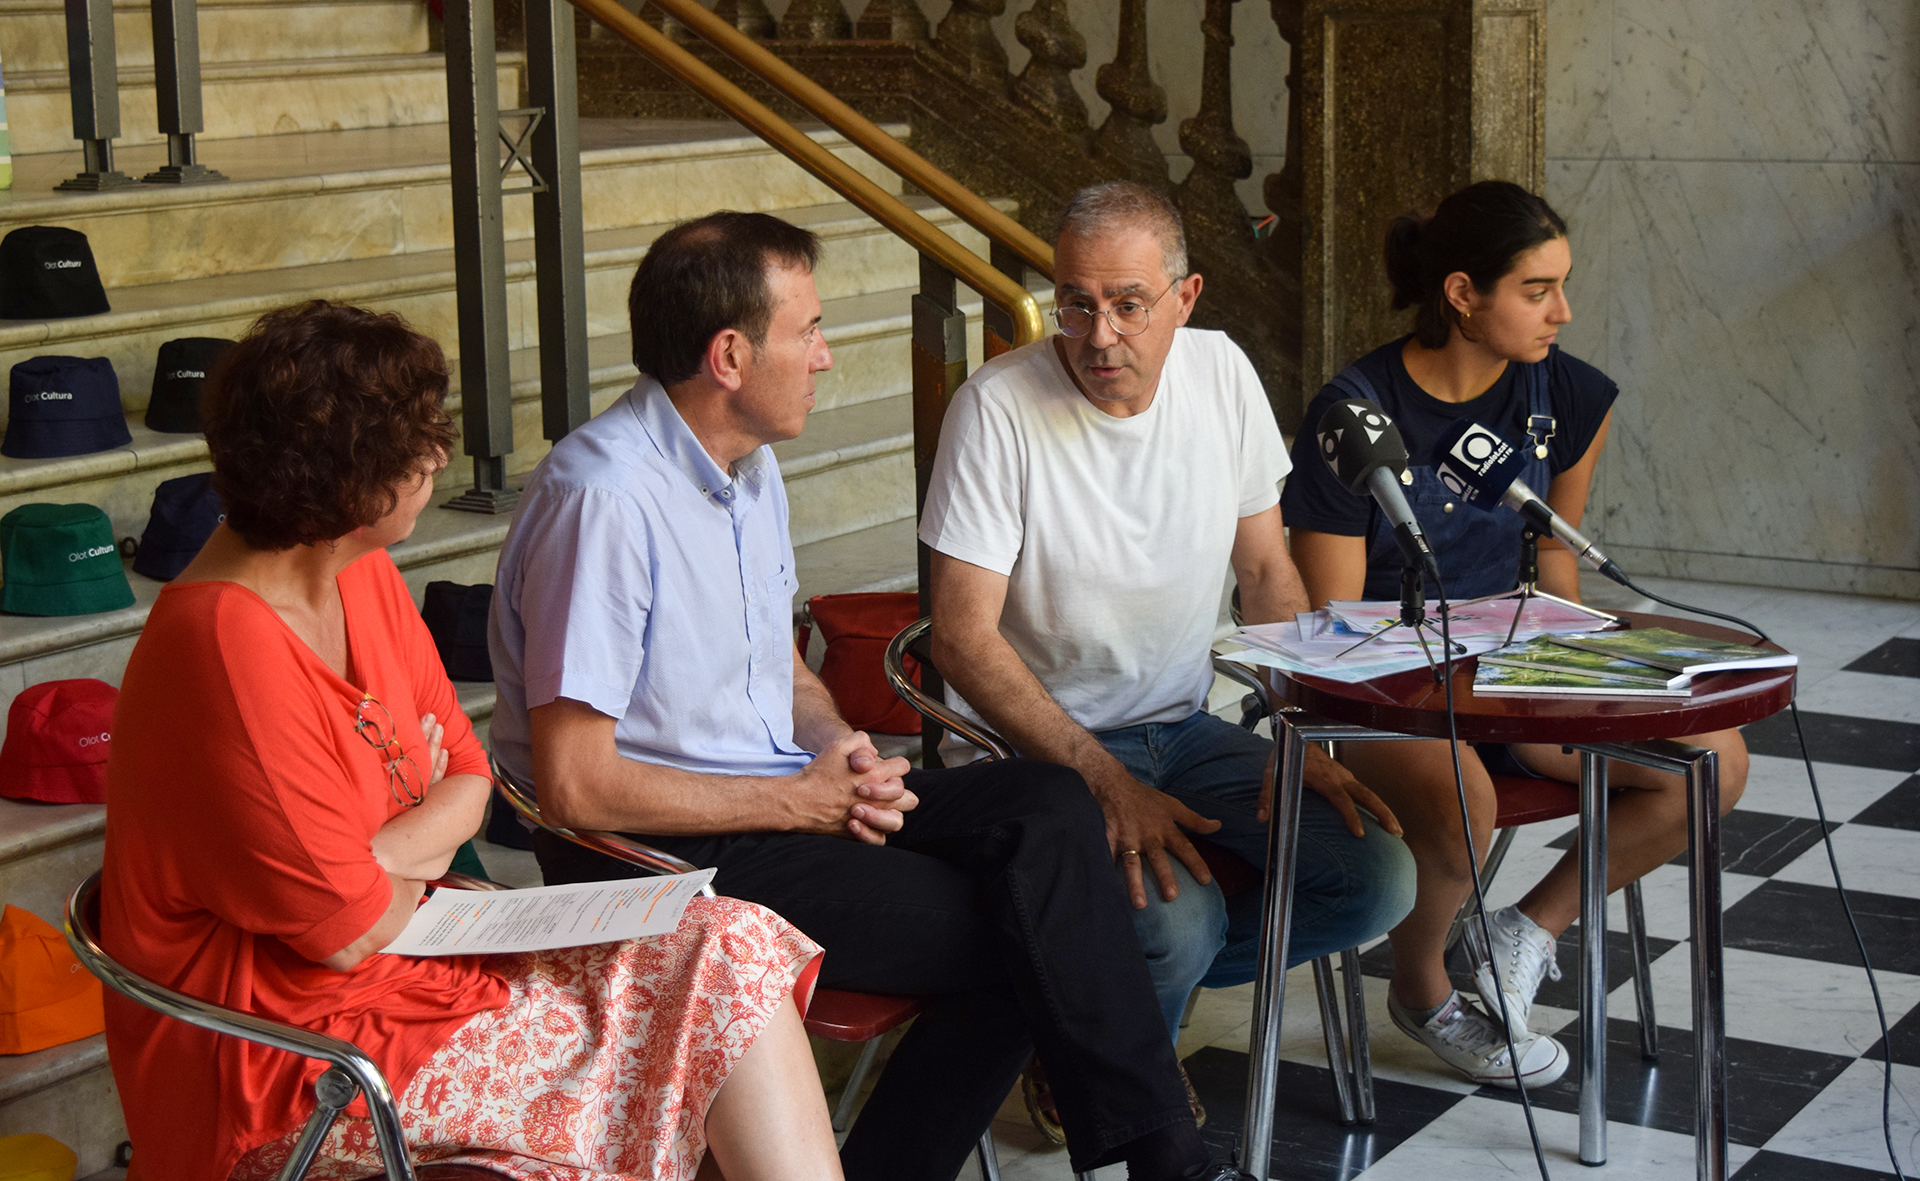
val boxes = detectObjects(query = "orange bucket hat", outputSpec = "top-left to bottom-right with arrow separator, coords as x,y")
0,904 -> 103,1055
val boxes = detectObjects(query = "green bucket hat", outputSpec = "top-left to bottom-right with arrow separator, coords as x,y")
1,504 -> 136,616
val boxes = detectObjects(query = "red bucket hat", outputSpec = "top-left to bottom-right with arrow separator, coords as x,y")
0,680 -> 115,805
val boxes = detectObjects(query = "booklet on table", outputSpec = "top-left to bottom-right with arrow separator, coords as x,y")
1477,636 -> 1694,690
1547,627 -> 1797,676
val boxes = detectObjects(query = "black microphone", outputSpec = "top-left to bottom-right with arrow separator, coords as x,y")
1431,418 -> 1628,584
1316,399 -> 1439,578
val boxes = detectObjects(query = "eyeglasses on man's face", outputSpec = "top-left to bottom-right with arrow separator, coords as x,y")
1051,278 -> 1185,339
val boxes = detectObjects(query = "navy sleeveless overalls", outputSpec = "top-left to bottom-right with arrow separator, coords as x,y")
1327,359 -> 1554,602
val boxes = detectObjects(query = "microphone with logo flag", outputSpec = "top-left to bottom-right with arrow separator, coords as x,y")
1430,417 -> 1627,584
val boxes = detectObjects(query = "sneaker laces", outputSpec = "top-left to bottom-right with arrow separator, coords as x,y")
1500,916 -> 1562,999
1428,997 -> 1517,1066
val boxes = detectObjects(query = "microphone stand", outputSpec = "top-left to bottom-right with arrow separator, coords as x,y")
1455,528 -> 1618,646
1335,564 -> 1456,681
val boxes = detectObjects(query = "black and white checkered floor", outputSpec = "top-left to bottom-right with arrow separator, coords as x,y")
975,575 -> 1920,1180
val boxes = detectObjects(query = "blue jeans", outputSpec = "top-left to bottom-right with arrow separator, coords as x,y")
1097,710 -> 1417,1041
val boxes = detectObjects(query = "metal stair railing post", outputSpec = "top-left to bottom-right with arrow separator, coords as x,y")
144,0 -> 225,184
983,241 -> 1028,363
443,0 -> 520,515
525,0 -> 591,443
911,257 -> 967,768
58,0 -> 140,190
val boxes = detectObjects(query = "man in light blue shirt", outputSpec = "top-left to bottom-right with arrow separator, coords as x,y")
490,212 -> 1231,1181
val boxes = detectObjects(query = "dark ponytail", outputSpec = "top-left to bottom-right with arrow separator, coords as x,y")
1385,181 -> 1567,349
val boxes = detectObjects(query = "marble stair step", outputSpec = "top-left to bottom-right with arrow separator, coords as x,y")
0,198 -> 991,417
0,485 -> 507,725
0,279 -> 981,552
775,392 -> 913,549
0,0 -> 429,75
0,797 -> 104,928
0,1035 -> 125,1177
0,120 -> 916,290
4,52 -> 525,155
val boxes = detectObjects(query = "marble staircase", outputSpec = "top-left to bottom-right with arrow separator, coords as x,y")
0,12 -> 1038,1171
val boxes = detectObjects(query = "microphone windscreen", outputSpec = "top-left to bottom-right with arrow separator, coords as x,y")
1432,418 -> 1525,509
1316,399 -> 1409,494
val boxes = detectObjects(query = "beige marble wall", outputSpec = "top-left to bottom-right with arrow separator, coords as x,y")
1545,0 -> 1919,598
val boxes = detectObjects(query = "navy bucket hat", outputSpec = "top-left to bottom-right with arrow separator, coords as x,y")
145,337 -> 233,434
0,227 -> 111,320
132,472 -> 224,581
3,356 -> 131,460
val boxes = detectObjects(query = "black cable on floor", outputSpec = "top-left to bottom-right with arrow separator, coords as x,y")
1608,570 -> 1908,1181
1435,581 -> 1554,1181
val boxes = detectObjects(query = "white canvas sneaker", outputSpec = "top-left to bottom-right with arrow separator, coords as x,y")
1389,990 -> 1570,1089
1464,904 -> 1562,1040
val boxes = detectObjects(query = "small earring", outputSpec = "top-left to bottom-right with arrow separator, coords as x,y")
1461,309 -> 1471,320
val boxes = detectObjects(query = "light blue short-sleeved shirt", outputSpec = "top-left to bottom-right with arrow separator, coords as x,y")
489,378 -> 808,785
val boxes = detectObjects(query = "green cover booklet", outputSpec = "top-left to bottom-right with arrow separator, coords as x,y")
1473,637 -> 1694,697
1547,627 -> 1798,676
1478,637 -> 1692,689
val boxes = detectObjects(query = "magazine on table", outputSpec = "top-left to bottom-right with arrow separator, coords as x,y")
1472,660 -> 1695,698
1546,627 -> 1797,676
1477,636 -> 1694,690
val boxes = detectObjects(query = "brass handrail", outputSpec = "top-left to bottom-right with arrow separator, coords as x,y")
628,0 -> 1054,281
567,0 -> 1044,347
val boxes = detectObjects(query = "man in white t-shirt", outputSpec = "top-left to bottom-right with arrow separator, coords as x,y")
921,183 -> 1418,1049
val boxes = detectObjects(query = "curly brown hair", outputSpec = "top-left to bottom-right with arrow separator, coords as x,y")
202,301 -> 456,551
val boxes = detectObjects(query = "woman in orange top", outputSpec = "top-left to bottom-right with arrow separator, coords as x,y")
101,301 -> 840,1181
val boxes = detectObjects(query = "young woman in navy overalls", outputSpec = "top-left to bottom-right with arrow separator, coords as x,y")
1280,181 -> 1750,1088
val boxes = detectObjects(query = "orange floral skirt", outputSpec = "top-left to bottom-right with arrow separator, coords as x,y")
232,896 -> 822,1181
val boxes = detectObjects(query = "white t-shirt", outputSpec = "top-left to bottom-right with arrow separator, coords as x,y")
919,328 -> 1291,735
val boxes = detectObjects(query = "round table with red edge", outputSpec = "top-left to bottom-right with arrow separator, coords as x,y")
1235,613 -> 1795,1181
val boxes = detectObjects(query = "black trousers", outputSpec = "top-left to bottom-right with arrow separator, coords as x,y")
533,757 -> 1192,1180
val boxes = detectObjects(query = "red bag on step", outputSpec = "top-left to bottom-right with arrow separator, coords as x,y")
797,592 -> 923,735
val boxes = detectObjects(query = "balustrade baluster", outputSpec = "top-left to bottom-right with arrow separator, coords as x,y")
1262,0 -> 1304,263
637,1 -> 693,42
711,0 -> 776,38
1174,0 -> 1252,242
1010,0 -> 1087,133
854,0 -> 929,41
936,0 -> 1008,81
1092,0 -> 1168,181
780,0 -> 852,40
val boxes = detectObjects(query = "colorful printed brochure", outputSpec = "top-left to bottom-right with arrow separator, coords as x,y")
1477,637 -> 1693,690
1473,660 -> 1695,698
1546,627 -> 1797,676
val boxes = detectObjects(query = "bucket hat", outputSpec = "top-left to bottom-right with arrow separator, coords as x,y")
145,337 -> 233,433
0,904 -> 105,1056
421,580 -> 494,682
0,504 -> 135,616
132,472 -> 223,581
0,1134 -> 80,1181
3,356 -> 131,459
0,679 -> 115,806
0,226 -> 110,320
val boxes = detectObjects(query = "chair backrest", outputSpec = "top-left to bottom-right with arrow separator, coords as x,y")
882,617 -> 1017,760
62,871 -> 418,1181
489,755 -> 717,896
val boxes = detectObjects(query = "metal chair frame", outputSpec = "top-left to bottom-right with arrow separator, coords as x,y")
488,758 -> 1011,1181
882,618 -> 1378,1126
64,868 -> 509,1181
